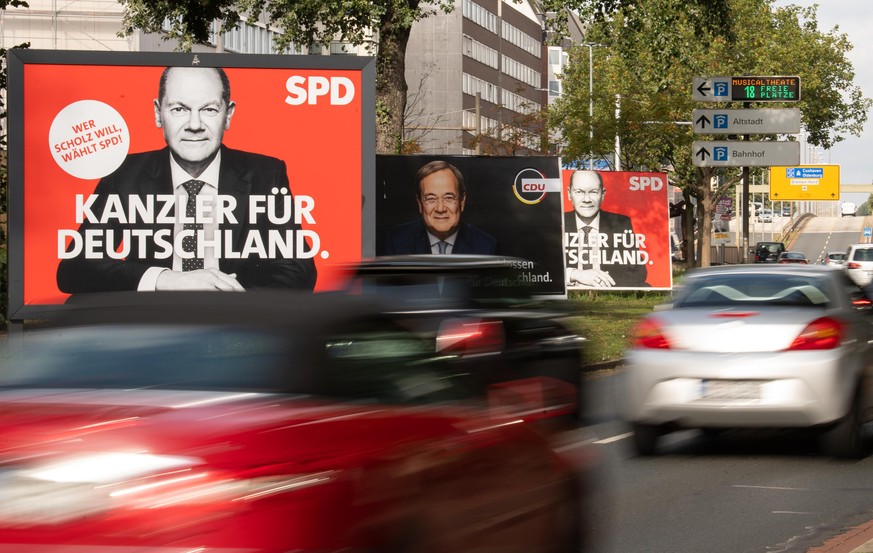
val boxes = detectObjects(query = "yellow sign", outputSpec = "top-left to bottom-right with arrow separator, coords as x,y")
769,165 -> 840,201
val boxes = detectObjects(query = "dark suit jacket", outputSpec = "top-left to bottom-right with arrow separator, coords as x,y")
564,210 -> 648,288
382,219 -> 498,255
57,146 -> 317,293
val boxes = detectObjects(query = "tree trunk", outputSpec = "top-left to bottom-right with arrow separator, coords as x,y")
697,168 -> 713,267
375,10 -> 412,154
681,189 -> 695,266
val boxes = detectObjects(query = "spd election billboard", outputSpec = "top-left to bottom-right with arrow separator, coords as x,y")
376,155 -> 566,297
7,49 -> 374,319
562,169 -> 671,291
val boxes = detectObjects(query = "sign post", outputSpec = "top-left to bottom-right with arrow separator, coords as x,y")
691,75 -> 801,263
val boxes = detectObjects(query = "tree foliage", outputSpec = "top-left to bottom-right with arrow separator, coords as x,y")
115,0 -> 671,154
550,0 -> 870,266
0,0 -> 30,323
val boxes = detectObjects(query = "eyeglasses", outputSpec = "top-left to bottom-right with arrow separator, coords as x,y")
421,194 -> 459,207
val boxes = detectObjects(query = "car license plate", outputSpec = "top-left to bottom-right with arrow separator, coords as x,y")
702,380 -> 760,400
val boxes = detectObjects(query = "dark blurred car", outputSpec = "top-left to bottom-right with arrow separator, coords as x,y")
776,251 -> 809,264
338,255 -> 588,417
0,291 -> 586,552
754,241 -> 786,263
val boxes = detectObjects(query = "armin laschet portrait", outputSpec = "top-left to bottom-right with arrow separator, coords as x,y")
382,160 -> 497,255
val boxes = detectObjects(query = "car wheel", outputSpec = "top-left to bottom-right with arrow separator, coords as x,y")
821,396 -> 866,459
632,423 -> 660,455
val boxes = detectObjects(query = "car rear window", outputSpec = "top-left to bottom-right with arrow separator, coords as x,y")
0,323 -> 465,403
851,248 -> 873,262
675,274 -> 833,308
758,243 -> 783,253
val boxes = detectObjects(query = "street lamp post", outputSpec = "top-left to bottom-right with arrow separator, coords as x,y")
585,42 -> 602,169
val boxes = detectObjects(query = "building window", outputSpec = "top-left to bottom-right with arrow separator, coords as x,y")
501,55 -> 540,88
463,35 -> 498,68
549,80 -> 561,96
462,0 -> 498,34
500,20 -> 540,56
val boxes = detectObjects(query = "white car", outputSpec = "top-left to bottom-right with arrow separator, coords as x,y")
845,244 -> 873,286
823,251 -> 848,267
756,209 -> 773,223
618,264 -> 873,458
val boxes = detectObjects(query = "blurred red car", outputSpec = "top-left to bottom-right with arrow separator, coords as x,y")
777,251 -> 809,264
0,291 -> 587,552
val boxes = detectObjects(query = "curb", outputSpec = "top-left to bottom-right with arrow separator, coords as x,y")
807,519 -> 873,553
583,359 -> 622,372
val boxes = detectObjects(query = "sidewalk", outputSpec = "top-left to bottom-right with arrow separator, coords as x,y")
808,519 -> 873,553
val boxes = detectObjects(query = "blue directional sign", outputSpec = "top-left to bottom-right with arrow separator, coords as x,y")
786,167 -> 824,179
865,227 -> 872,237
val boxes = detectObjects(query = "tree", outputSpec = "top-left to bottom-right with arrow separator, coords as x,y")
0,0 -> 29,323
116,0 -> 728,155
549,0 -> 870,267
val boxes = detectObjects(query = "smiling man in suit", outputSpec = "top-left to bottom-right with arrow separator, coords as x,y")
382,160 -> 497,255
564,169 -> 648,288
57,66 -> 317,293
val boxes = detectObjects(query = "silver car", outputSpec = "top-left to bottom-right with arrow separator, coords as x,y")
846,244 -> 873,286
823,251 -> 847,267
618,265 -> 873,457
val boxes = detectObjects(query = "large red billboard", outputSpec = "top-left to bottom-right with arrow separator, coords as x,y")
7,50 -> 375,319
561,169 -> 671,290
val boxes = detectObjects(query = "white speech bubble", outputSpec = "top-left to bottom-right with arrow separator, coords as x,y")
49,100 -> 130,180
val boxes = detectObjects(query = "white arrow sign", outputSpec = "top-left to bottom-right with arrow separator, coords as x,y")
692,76 -> 731,102
692,108 -> 801,134
692,141 -> 800,167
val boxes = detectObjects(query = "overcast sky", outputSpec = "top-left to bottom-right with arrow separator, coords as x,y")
771,0 -> 873,203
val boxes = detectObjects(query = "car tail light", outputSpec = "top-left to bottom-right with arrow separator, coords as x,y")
630,318 -> 673,350
437,318 -> 505,355
853,297 -> 872,308
847,262 -> 862,270
0,452 -> 336,526
785,317 -> 843,351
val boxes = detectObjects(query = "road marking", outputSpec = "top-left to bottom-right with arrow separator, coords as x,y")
594,432 -> 632,444
733,484 -> 814,491
772,511 -> 819,515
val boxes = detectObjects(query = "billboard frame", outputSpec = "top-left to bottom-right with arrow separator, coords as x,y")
6,49 -> 376,321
